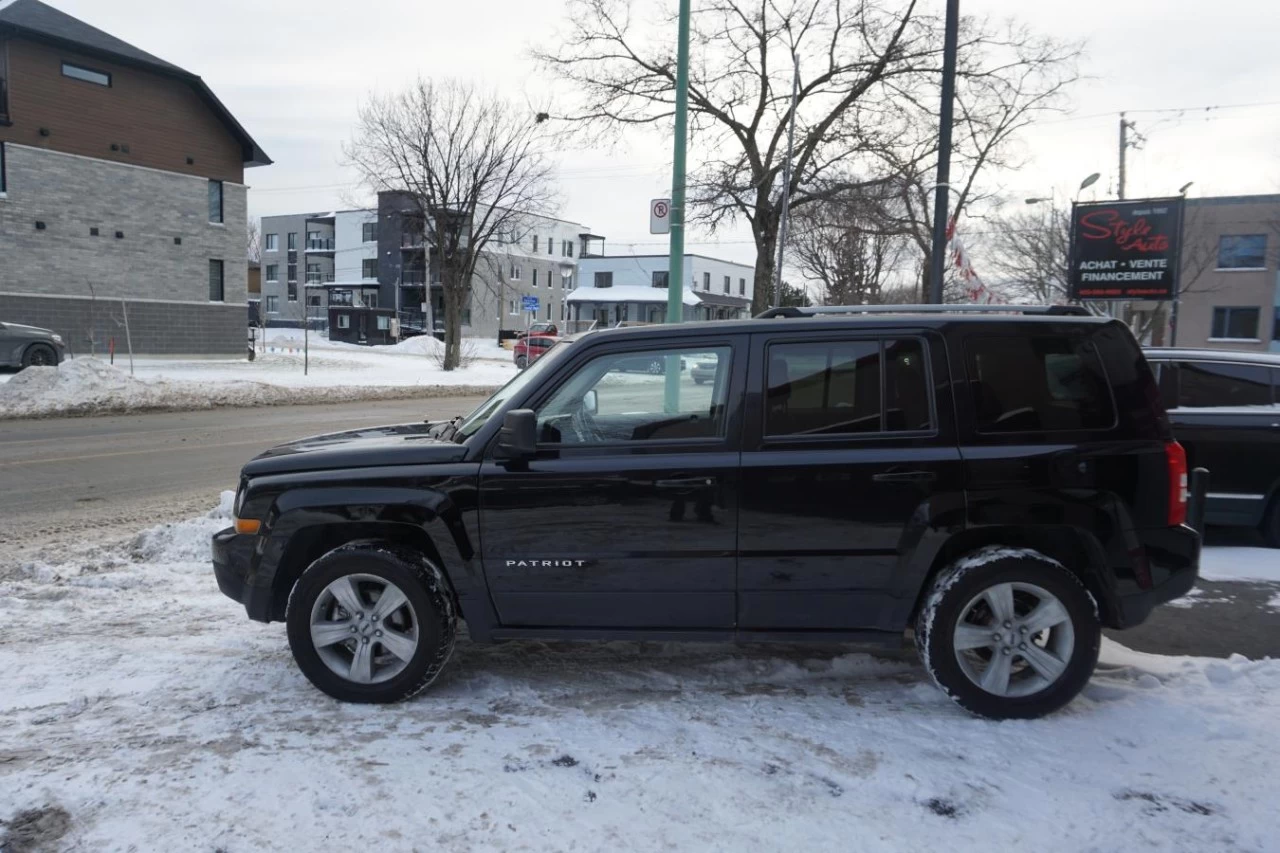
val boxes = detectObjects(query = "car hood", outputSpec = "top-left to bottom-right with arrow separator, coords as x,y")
242,422 -> 468,476
2,323 -> 55,337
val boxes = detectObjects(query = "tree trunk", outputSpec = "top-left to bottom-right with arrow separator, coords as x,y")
441,273 -> 464,371
751,221 -> 778,315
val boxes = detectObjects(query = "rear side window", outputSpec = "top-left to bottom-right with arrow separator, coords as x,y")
1176,361 -> 1273,409
966,336 -> 1115,433
765,337 -> 931,436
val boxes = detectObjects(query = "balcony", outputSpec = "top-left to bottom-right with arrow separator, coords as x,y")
305,272 -> 336,285
305,238 -> 335,252
400,270 -> 428,286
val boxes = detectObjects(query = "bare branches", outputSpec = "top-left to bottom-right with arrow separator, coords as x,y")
536,0 -> 1080,311
345,79 -> 556,369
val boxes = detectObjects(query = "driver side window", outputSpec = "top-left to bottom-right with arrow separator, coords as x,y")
536,346 -> 732,444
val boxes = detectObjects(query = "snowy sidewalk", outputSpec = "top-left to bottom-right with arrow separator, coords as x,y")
1,501 -> 1276,852
0,331 -> 513,419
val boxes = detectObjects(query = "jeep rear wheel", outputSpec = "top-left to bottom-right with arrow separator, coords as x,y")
914,547 -> 1100,719
286,542 -> 456,703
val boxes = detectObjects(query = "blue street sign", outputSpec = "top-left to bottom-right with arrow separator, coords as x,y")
521,295 -> 540,312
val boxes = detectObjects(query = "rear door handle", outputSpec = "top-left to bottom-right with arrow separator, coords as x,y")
655,477 -> 714,489
871,470 -> 937,484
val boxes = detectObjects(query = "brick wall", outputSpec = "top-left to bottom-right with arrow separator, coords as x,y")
0,292 -> 247,355
0,143 -> 247,305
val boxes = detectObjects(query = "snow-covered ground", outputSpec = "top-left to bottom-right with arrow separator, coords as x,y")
2,511 -> 1278,852
1199,547 -> 1280,584
0,330 -> 514,419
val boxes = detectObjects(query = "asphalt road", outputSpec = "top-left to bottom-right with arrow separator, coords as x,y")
1,398 -> 1276,659
0,396 -> 486,557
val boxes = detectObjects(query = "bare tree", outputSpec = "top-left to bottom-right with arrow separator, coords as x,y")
345,79 -> 556,369
247,217 -> 262,263
537,0 -> 1078,312
789,187 -> 913,304
984,203 -> 1076,306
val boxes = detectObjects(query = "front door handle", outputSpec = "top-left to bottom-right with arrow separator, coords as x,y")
871,470 -> 937,484
654,477 -> 714,489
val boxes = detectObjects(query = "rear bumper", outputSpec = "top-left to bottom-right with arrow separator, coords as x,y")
1114,523 -> 1201,628
212,527 -> 273,622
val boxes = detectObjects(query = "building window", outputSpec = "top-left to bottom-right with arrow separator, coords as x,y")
533,235 -> 540,252
287,281 -> 298,302
652,270 -> 669,288
511,264 -> 522,280
739,277 -> 746,295
548,235 -> 554,254
703,272 -> 711,291
594,271 -> 613,288
567,242 -> 574,258
723,275 -> 731,294
1211,306 -> 1261,340
377,315 -> 391,331
287,232 -> 297,251
508,299 -> 520,315
308,294 -> 323,308
366,291 -> 378,308
208,260 -> 225,302
330,290 -> 353,306
265,233 -> 278,252
265,295 -> 279,313
305,262 -> 321,283
338,314 -> 351,329
362,259 -> 378,279
208,180 -> 223,223
61,61 -> 111,87
1218,235 -> 1268,270
533,269 -> 540,288
287,263 -> 297,283
362,222 -> 376,242
265,264 -> 278,282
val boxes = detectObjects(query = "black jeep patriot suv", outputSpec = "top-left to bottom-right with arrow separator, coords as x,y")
213,305 -> 1203,719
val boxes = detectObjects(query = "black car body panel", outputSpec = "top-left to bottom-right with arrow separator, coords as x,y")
215,314 -> 1201,643
0,320 -> 69,367
1146,347 -> 1280,528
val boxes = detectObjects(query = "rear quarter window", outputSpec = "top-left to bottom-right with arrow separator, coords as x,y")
1176,361 -> 1274,409
966,335 -> 1116,433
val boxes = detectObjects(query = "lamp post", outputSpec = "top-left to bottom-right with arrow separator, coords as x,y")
663,0 -> 692,412
927,0 -> 961,304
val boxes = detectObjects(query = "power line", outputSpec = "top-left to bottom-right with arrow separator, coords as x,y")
1042,99 -> 1280,126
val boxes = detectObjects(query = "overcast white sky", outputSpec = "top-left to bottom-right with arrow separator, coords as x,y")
50,0 -> 1280,266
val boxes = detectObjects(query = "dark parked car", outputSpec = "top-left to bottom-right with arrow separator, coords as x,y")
1145,347 -> 1280,545
513,335 -> 557,369
214,305 -> 1201,719
0,321 -> 67,369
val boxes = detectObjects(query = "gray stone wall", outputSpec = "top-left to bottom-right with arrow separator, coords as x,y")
0,293 -> 249,355
0,143 -> 247,307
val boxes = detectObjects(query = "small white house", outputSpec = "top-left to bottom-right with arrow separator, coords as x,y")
569,253 -> 754,330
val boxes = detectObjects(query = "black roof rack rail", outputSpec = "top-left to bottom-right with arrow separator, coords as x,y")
754,304 -> 1091,319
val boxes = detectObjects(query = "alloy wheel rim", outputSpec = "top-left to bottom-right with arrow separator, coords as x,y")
310,573 -> 419,684
952,581 -> 1074,698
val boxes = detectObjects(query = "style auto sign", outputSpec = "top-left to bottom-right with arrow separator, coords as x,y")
1068,198 -> 1184,300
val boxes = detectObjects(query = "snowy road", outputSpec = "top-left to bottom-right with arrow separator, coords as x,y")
1,499 -> 1277,852
0,396 -> 486,561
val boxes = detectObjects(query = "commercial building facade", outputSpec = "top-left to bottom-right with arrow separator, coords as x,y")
0,0 -> 269,354
568,253 -> 755,331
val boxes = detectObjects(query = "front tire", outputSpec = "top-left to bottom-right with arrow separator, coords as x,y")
286,542 -> 457,703
914,547 -> 1100,719
21,344 -> 57,368
515,355 -> 528,370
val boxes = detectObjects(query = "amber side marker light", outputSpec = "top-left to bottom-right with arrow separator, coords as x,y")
234,518 -> 261,535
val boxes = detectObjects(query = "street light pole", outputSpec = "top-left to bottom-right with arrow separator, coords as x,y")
927,0 -> 960,304
666,0 -> 692,327
773,52 -> 800,308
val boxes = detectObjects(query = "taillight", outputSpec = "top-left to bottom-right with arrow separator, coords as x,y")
1165,441 -> 1188,526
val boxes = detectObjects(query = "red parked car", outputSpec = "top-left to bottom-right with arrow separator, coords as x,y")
514,335 -> 557,369
516,322 -> 559,339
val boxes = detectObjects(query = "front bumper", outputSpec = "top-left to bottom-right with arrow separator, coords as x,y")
212,527 -> 271,621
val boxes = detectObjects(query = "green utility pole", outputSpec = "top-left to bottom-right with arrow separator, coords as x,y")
664,0 -> 692,412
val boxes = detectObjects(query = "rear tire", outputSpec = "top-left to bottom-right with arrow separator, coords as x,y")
286,542 -> 456,703
21,344 -> 57,369
515,355 -> 528,370
914,547 -> 1100,719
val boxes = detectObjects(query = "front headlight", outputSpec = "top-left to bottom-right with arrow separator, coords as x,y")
51,334 -> 64,344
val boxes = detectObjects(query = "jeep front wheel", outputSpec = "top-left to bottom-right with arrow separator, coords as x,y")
286,542 -> 456,703
914,547 -> 1100,719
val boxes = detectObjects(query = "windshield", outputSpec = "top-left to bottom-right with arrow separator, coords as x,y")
453,339 -> 574,440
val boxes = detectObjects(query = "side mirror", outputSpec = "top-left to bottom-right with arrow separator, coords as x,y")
583,389 -> 598,415
494,409 -> 538,461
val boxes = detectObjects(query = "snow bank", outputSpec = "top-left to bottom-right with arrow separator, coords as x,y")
1200,546 -> 1280,583
1,504 -> 1278,851
0,358 -> 502,420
